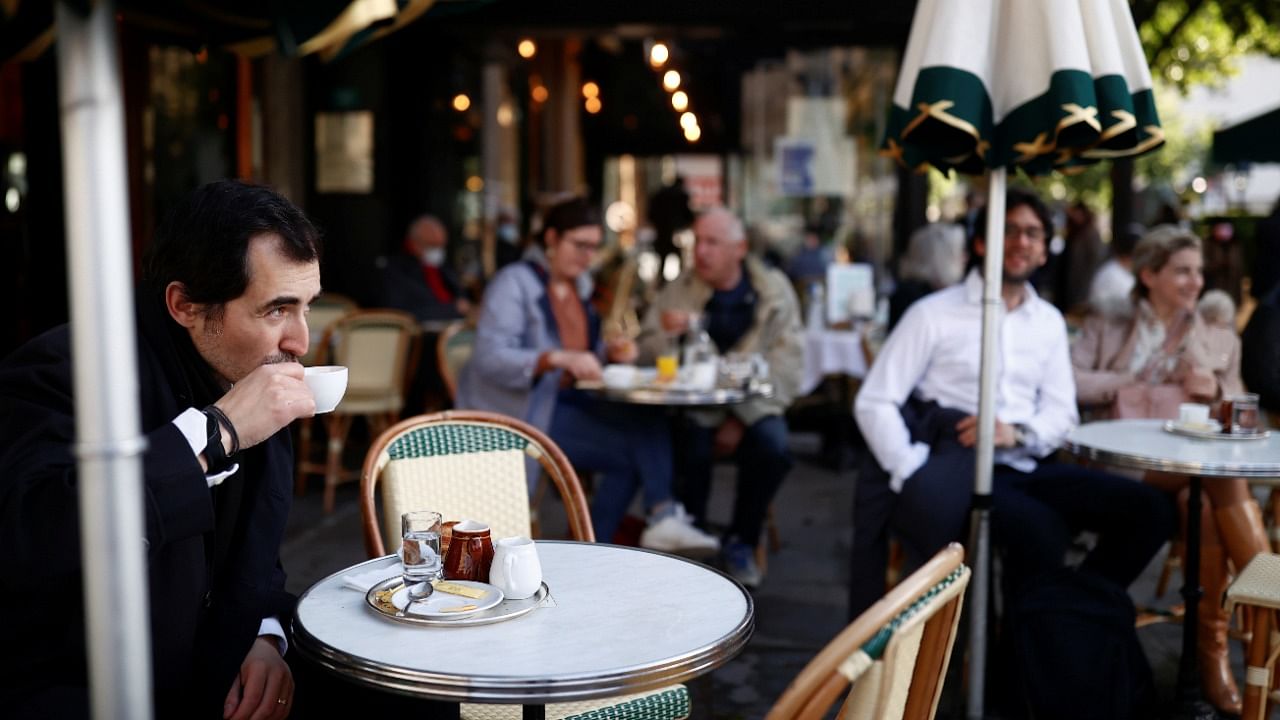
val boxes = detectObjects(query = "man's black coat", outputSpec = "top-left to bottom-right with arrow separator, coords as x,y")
0,293 -> 296,718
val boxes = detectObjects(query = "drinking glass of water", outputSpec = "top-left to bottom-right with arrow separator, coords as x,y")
401,511 -> 443,603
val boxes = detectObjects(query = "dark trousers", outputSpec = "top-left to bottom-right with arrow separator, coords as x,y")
677,414 -> 792,548
849,399 -> 1174,618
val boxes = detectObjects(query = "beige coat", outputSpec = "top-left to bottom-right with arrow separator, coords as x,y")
638,257 -> 804,426
1070,304 -> 1242,410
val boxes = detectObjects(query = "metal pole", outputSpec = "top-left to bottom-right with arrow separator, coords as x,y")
54,2 -> 153,718
966,166 -> 1006,720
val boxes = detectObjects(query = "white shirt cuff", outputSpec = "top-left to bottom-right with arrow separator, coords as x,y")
171,407 -> 240,488
888,442 -> 931,494
258,617 -> 288,655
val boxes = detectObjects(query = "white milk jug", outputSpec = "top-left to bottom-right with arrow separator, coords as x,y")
490,536 -> 542,600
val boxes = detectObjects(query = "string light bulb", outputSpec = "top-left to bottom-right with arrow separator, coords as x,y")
649,42 -> 669,67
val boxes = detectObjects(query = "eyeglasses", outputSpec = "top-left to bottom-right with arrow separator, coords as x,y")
563,238 -> 602,254
565,238 -> 601,254
1004,224 -> 1046,242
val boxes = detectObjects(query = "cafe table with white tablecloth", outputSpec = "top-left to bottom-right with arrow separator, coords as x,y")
799,328 -> 867,396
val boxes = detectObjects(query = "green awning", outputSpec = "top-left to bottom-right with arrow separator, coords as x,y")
1212,106 -> 1280,165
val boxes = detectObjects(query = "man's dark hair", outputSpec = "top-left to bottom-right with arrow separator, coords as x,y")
144,180 -> 322,309
973,187 -> 1055,247
539,197 -> 600,246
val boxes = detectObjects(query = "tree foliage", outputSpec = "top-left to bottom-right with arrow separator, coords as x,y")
1132,0 -> 1280,91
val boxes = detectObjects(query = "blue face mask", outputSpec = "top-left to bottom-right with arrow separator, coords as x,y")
497,224 -> 518,244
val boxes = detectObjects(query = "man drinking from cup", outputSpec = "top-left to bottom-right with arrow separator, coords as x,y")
0,180 -> 322,719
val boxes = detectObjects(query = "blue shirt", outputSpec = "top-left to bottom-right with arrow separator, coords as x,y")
704,268 -> 756,354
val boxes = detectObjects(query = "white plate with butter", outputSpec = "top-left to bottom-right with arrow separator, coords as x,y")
366,577 -> 549,627
395,580 -> 503,619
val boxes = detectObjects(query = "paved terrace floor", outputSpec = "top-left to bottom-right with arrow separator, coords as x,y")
282,432 -> 1249,719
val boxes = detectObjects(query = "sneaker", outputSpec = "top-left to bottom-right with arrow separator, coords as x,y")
639,504 -> 721,557
724,541 -> 762,589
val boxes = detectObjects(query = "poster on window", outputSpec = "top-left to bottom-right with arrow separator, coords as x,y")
776,137 -> 815,197
315,111 -> 373,194
826,263 -> 875,324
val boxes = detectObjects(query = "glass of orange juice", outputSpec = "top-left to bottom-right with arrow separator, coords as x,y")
656,353 -> 679,382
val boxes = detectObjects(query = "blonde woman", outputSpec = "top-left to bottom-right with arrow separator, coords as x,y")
1071,224 -> 1268,715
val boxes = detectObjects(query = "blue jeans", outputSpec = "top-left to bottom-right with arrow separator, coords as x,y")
676,414 -> 792,547
549,392 -> 674,542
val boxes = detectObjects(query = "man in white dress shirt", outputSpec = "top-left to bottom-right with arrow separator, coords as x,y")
849,188 -> 1173,617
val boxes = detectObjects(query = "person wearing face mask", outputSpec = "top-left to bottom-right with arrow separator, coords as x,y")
494,207 -> 524,271
381,214 -> 471,322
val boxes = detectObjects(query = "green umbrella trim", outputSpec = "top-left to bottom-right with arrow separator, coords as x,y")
882,66 -> 1163,176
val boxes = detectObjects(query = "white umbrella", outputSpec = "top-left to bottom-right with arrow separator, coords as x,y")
881,2 -> 1163,716
45,1 -> 433,716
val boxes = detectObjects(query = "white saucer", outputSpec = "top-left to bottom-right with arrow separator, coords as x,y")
1162,419 -> 1271,441
392,580 -> 504,619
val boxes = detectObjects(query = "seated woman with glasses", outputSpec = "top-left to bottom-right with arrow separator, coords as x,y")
1070,225 -> 1267,716
456,197 -> 719,554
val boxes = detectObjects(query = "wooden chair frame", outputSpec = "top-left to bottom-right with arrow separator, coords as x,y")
295,308 -> 421,512
767,543 -> 969,720
435,319 -> 474,403
359,409 -> 595,558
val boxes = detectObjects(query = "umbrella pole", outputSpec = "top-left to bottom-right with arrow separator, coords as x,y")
966,166 -> 1006,720
55,1 -> 153,718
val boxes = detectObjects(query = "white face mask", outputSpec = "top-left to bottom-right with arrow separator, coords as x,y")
421,247 -> 446,267
497,224 -> 518,244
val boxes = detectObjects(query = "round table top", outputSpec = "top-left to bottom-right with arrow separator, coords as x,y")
1065,419 -> 1280,479
579,379 -> 773,407
292,541 -> 755,703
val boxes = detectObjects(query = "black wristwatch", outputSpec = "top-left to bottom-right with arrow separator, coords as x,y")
202,409 -> 231,473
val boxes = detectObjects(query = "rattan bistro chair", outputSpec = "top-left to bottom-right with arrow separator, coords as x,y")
767,543 -> 970,720
436,320 -> 476,404
296,309 -> 421,513
301,293 -> 358,366
1224,552 -> 1280,720
359,409 -> 594,556
359,411 -> 690,720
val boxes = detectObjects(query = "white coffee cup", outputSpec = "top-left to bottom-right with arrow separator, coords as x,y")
489,536 -> 542,600
304,366 -> 348,413
1178,402 -> 1210,426
602,364 -> 637,390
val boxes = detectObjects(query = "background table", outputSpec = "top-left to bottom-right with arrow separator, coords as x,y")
1066,419 -> 1280,719
800,328 -> 867,396
580,378 -> 773,407
292,541 -> 754,709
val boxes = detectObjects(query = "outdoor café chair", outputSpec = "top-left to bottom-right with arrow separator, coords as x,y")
435,319 -> 475,404
359,410 -> 692,719
767,542 -> 970,720
296,308 -> 422,512
1224,552 -> 1280,719
300,292 -> 358,366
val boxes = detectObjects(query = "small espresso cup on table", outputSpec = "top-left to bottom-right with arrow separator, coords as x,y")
304,365 -> 348,413
443,519 -> 494,583
1178,403 -> 1210,427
